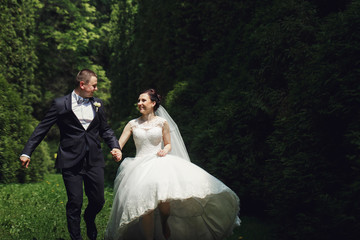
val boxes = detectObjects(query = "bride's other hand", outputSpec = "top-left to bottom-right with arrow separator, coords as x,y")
157,149 -> 168,157
158,121 -> 171,157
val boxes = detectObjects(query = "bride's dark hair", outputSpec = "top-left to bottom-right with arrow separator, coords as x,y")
142,88 -> 161,111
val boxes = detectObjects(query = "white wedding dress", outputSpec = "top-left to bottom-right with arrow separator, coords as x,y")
105,116 -> 240,240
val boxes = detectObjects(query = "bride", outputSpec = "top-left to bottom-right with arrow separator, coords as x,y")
105,89 -> 240,240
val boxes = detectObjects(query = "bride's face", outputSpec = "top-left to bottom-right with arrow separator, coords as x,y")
138,93 -> 156,114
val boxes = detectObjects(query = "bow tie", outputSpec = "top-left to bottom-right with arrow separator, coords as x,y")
77,96 -> 91,104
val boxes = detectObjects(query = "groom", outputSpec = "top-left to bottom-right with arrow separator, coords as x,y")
19,69 -> 122,240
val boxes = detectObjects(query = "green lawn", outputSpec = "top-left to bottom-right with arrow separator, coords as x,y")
0,174 -> 275,240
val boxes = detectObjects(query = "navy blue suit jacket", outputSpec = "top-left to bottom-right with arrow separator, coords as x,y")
22,93 -> 120,169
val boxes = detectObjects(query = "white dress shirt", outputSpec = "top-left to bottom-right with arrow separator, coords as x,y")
72,91 -> 94,130
21,91 -> 95,159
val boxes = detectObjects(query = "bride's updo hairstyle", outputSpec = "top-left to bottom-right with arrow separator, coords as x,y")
142,88 -> 161,111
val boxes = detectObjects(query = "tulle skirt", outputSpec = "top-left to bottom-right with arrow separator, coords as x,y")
105,153 -> 240,240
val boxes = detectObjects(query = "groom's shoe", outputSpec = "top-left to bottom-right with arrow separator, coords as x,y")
87,230 -> 97,240
84,217 -> 97,240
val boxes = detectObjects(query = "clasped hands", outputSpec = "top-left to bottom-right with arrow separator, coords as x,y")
111,148 -> 167,160
111,148 -> 122,162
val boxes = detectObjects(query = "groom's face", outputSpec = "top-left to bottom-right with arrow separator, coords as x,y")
80,76 -> 98,98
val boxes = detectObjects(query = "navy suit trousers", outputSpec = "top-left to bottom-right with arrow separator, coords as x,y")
61,156 -> 105,240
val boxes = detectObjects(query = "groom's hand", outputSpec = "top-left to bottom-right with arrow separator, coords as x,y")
20,156 -> 30,168
111,148 -> 122,162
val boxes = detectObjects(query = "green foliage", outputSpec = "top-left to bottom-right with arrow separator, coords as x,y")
0,0 -> 51,183
108,0 -> 140,121
0,78 -> 24,183
0,0 -> 41,104
0,75 -> 51,183
257,1 -> 360,239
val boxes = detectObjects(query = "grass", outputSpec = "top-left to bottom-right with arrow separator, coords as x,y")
0,174 -> 275,240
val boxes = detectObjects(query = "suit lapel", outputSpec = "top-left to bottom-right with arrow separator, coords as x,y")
64,93 -> 71,111
64,93 -> 99,131
65,93 -> 86,130
87,99 -> 99,131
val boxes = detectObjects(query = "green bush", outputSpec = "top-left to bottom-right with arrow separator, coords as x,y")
0,75 -> 51,183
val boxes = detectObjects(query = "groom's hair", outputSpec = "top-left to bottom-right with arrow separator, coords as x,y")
75,69 -> 97,86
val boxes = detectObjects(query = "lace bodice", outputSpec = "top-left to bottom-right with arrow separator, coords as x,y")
129,117 -> 166,157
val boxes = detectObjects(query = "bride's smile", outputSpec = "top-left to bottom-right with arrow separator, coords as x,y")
137,93 -> 156,117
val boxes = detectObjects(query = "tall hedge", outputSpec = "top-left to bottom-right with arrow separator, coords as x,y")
0,75 -> 52,183
0,0 -> 52,183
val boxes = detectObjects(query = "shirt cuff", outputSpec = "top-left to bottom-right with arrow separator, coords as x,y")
20,154 -> 31,159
